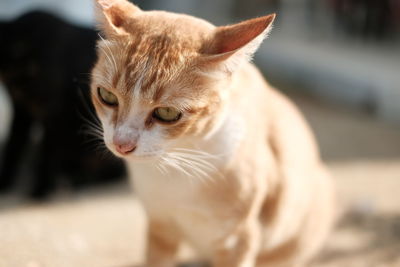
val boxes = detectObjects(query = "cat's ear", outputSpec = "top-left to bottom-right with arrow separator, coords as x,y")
95,0 -> 141,37
199,14 -> 275,74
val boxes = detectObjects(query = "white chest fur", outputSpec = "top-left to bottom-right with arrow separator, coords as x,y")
127,115 -> 245,255
128,155 -> 224,255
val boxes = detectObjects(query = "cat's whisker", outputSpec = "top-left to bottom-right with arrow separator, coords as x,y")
76,89 -> 104,133
87,122 -> 103,133
173,147 -> 222,159
170,150 -> 218,171
156,159 -> 168,176
170,148 -> 223,181
155,165 -> 163,175
85,142 -> 106,154
81,119 -> 103,133
168,154 -> 206,176
163,156 -> 188,176
98,34 -> 118,74
183,154 -> 222,183
158,157 -> 170,175
97,45 -> 114,69
80,128 -> 105,150
81,122 -> 104,140
88,127 -> 103,136
96,144 -> 116,161
81,130 -> 103,141
163,151 -> 217,183
160,154 -> 193,178
77,106 -> 106,152
82,134 -> 104,146
169,154 -> 213,177
170,152 -> 217,172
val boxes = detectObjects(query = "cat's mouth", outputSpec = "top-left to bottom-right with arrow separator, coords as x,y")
107,140 -> 162,161
113,149 -> 163,162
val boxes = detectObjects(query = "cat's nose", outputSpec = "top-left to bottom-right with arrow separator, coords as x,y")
114,141 -> 137,155
113,128 -> 138,155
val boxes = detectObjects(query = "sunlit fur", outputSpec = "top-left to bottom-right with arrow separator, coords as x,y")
91,1 -> 336,266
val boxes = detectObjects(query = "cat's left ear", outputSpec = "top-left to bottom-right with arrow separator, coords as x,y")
199,14 -> 275,74
95,0 -> 142,37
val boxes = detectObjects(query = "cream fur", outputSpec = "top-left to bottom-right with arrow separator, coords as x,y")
91,1 -> 336,266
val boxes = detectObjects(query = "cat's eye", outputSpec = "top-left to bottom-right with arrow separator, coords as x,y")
98,87 -> 118,106
152,107 -> 182,123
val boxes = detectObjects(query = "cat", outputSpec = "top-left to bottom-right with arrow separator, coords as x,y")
0,11 -> 126,199
91,0 -> 336,266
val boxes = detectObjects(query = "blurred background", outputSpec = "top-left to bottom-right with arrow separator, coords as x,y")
0,0 -> 400,266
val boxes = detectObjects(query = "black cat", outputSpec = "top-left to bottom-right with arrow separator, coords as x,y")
0,11 -> 126,199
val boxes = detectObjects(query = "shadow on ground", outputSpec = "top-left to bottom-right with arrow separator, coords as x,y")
315,211 -> 400,266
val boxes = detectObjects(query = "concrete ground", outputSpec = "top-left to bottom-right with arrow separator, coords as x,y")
1,92 -> 400,267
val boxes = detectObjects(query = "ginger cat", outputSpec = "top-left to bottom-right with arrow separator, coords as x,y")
91,0 -> 335,266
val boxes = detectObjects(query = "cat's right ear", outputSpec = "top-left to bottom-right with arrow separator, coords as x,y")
198,14 -> 275,75
95,0 -> 141,37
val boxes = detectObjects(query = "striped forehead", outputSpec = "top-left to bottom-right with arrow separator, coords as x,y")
99,35 -> 193,102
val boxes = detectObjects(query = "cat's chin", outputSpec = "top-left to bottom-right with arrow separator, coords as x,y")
117,153 -> 162,163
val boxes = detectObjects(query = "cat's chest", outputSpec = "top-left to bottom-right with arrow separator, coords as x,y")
129,163 -> 206,216
128,162 -> 227,255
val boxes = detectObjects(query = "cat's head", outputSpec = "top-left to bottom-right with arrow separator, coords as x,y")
91,0 -> 274,160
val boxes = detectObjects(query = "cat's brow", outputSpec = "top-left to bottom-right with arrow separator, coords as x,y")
132,59 -> 150,99
116,35 -> 193,101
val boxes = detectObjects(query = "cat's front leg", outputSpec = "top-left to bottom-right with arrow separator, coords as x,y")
212,219 -> 261,267
146,219 -> 181,267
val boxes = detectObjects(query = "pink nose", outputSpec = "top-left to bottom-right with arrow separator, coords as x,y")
115,142 -> 137,155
